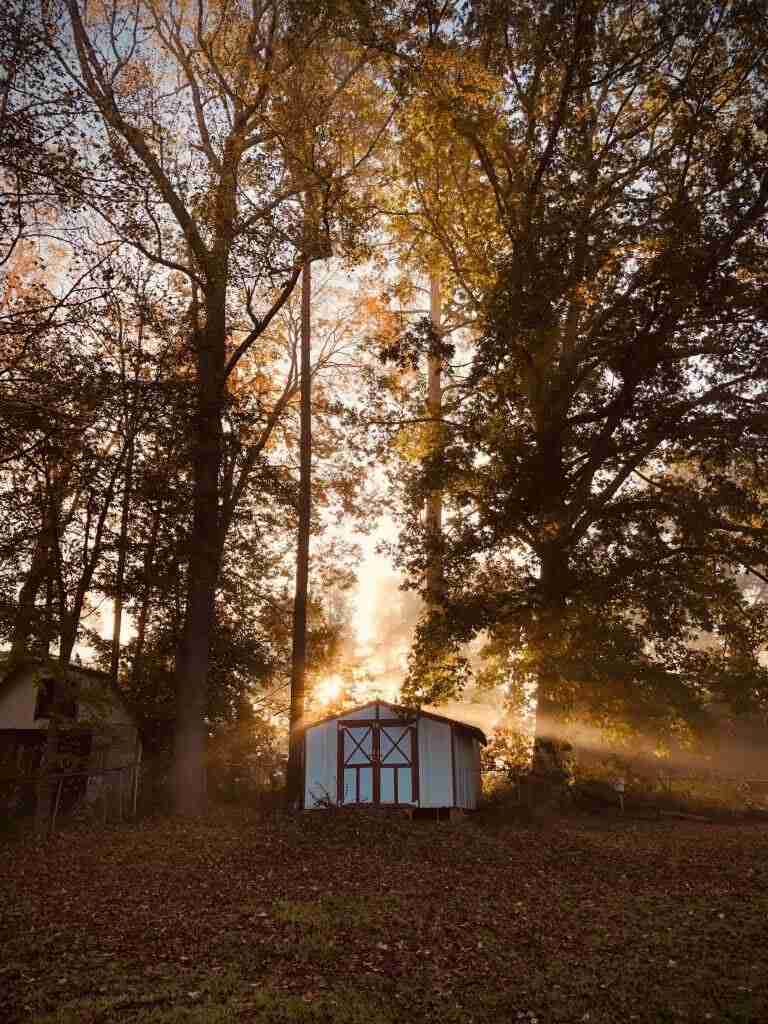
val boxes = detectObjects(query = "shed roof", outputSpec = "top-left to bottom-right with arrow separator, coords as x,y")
303,699 -> 487,746
0,654 -> 134,719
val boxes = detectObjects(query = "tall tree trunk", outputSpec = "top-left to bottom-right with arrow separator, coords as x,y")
425,271 -> 444,604
172,304 -> 226,817
528,546 -> 574,812
110,439 -> 134,684
286,258 -> 312,808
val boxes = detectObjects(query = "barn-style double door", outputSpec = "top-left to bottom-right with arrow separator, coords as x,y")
339,720 -> 418,806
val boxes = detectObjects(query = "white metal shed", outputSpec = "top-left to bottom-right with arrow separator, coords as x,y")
301,699 -> 486,812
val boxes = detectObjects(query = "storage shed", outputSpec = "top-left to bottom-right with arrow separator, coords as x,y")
301,700 -> 486,812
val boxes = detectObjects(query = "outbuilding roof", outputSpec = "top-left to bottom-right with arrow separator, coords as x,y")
303,699 -> 488,746
0,654 -> 133,714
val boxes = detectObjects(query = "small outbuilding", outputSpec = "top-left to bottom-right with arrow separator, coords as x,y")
301,699 -> 486,813
0,655 -> 142,816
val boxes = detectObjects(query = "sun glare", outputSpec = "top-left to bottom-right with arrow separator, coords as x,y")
315,675 -> 344,705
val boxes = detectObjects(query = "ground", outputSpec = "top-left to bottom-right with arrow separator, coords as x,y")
1,810 -> 766,1023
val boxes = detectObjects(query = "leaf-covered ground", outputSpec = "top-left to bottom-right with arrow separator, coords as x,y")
1,810 -> 766,1023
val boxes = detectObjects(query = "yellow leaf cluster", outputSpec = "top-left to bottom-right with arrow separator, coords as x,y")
393,421 -> 441,462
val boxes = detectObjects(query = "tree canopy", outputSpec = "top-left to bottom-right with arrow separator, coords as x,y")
2,0 -> 768,811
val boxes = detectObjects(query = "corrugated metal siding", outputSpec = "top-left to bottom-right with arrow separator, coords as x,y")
304,720 -> 338,807
454,732 -> 481,809
418,717 -> 453,807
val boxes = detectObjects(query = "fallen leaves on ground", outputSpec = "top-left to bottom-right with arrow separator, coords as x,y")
1,810 -> 767,1023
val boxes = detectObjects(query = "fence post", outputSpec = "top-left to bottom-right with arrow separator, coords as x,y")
132,762 -> 139,819
51,777 -> 64,834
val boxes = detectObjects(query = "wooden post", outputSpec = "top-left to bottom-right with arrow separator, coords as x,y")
614,775 -> 625,814
51,777 -> 63,834
132,764 -> 139,819
131,737 -> 142,819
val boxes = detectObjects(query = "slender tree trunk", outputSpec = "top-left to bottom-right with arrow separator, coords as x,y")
44,574 -> 53,656
17,453 -> 116,667
10,472 -> 63,662
286,258 -> 312,808
34,704 -> 59,837
33,471 -> 70,836
55,571 -> 77,666
56,458 -> 121,666
172,302 -> 226,817
36,641 -> 87,837
34,541 -> 72,837
110,439 -> 134,684
130,492 -> 162,691
11,535 -> 50,662
425,271 -> 444,604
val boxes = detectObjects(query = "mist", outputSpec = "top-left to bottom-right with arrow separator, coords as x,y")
536,711 -> 768,781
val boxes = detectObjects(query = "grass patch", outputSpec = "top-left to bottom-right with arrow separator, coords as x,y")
274,894 -> 387,931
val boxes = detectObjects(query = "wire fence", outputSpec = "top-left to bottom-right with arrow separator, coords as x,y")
0,762 -> 141,832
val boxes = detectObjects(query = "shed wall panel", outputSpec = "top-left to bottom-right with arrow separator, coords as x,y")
418,718 -> 453,807
304,721 -> 338,807
454,733 -> 481,809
